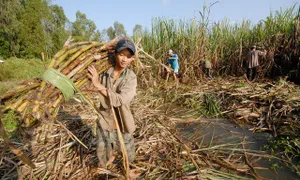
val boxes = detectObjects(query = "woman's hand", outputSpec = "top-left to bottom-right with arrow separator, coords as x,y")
87,65 -> 106,91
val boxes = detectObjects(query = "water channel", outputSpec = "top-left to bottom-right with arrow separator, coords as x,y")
176,118 -> 299,180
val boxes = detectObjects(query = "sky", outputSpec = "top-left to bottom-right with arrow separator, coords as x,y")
53,0 -> 299,35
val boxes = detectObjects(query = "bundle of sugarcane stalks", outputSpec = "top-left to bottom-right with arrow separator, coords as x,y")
0,39 -> 120,127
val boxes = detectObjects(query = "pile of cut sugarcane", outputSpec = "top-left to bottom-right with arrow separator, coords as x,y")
0,39 -> 121,127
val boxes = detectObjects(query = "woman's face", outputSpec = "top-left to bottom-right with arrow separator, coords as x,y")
115,49 -> 134,69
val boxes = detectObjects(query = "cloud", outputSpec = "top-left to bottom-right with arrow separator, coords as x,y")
161,0 -> 171,6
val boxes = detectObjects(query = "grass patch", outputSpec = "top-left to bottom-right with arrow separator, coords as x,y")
0,57 -> 46,81
203,94 -> 221,116
265,136 -> 300,175
180,93 -> 221,118
1,110 -> 19,133
266,136 -> 300,159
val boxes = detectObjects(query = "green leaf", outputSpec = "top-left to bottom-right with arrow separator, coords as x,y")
42,68 -> 75,101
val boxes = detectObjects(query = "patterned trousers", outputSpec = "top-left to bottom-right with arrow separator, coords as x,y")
96,126 -> 135,166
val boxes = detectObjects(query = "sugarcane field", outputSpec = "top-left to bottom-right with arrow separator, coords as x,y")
0,1 -> 300,180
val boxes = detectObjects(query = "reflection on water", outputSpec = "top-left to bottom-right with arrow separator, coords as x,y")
176,119 -> 299,180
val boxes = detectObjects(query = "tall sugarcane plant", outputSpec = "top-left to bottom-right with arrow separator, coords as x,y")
135,4 -> 299,80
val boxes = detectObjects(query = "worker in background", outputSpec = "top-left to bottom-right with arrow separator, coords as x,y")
166,49 -> 180,86
244,45 -> 267,81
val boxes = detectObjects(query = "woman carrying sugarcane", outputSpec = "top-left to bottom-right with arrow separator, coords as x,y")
87,39 -> 137,167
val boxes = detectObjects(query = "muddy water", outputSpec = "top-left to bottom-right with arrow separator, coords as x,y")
176,119 -> 299,180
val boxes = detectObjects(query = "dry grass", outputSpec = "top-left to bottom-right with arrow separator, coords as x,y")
1,75 -> 299,179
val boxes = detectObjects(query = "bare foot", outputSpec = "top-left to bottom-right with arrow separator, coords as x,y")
97,161 -> 105,168
105,155 -> 115,167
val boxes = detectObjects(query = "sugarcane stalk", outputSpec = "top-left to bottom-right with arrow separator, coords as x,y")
99,37 -> 119,51
61,49 -> 107,75
52,41 -> 91,60
74,57 -> 109,80
50,44 -> 82,69
137,47 -> 172,71
3,102 -> 13,111
17,100 -> 29,113
80,56 -> 109,73
34,81 -> 48,103
53,48 -> 67,60
73,60 -> 111,86
56,46 -> 84,65
94,59 -> 111,71
58,44 -> 96,71
66,56 -> 95,78
107,91 -> 130,178
50,106 -> 60,121
50,95 -> 63,111
42,86 -> 57,100
74,77 -> 91,89
49,89 -> 61,100
67,41 -> 95,48
48,48 -> 69,68
57,41 -> 104,65
0,83 -> 40,101
74,79 -> 87,87
61,52 -> 92,74
9,93 -> 29,110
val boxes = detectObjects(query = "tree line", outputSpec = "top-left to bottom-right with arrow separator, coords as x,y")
0,0 -> 143,59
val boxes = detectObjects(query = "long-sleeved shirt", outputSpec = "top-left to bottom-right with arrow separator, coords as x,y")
97,67 -> 137,134
246,50 -> 266,68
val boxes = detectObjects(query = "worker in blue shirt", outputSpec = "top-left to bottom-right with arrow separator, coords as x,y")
166,49 -> 179,86
167,49 -> 179,75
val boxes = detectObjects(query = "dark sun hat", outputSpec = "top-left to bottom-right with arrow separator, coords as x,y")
115,39 -> 136,55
